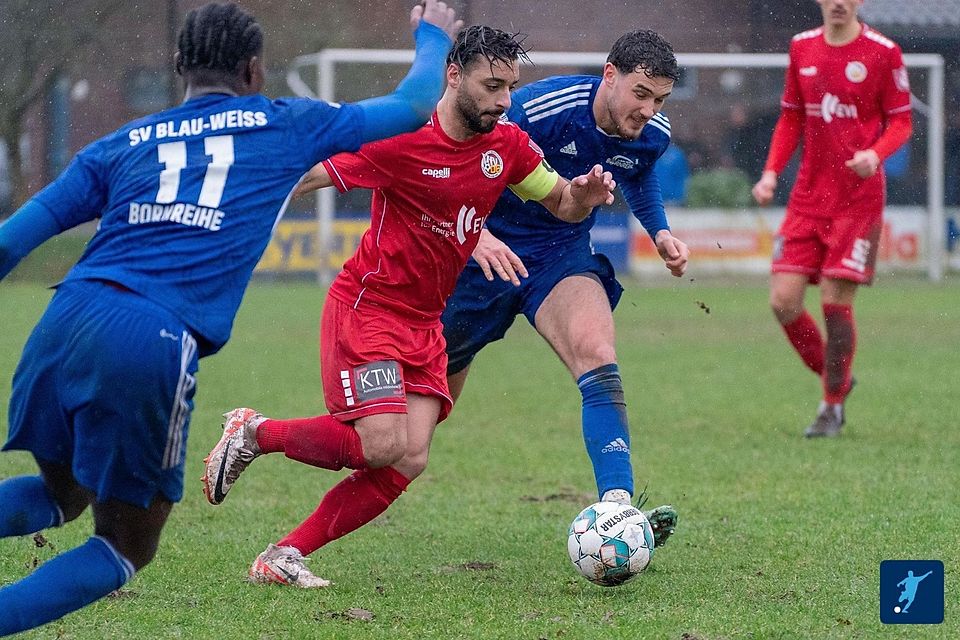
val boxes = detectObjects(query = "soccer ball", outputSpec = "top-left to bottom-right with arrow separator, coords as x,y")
567,501 -> 655,587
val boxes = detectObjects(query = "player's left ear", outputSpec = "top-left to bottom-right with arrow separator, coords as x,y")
446,62 -> 463,89
601,62 -> 618,87
245,56 -> 266,94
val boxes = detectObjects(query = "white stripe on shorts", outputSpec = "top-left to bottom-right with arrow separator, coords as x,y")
163,331 -> 197,469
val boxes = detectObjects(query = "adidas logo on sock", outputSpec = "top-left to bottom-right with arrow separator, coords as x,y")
601,437 -> 630,454
559,141 -> 577,155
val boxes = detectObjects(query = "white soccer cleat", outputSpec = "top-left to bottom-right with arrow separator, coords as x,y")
601,488 -> 632,505
201,408 -> 265,505
249,544 -> 331,588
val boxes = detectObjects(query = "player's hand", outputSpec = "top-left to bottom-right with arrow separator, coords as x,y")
411,0 -> 463,41
751,170 -> 777,206
472,228 -> 528,286
654,229 -> 689,277
845,149 -> 881,179
570,164 -> 616,209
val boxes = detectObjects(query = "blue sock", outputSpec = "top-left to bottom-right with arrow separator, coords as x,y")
0,475 -> 64,537
0,536 -> 134,635
578,364 -> 633,498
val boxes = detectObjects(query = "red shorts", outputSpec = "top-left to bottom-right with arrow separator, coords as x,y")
771,212 -> 882,285
319,296 -> 453,423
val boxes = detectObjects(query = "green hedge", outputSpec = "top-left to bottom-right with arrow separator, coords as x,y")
685,168 -> 754,209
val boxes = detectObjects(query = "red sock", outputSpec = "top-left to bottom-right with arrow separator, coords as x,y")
278,466 -> 411,556
781,310 -> 824,375
822,303 -> 856,404
256,415 -> 365,470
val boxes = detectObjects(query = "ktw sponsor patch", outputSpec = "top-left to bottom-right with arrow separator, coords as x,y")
344,360 -> 404,405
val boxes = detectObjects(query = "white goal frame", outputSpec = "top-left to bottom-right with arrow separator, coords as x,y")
287,50 -> 946,282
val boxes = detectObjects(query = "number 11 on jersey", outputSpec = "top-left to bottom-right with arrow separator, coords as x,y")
156,135 -> 235,208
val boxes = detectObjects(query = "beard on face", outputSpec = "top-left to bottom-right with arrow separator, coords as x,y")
456,92 -> 501,134
606,100 -> 644,140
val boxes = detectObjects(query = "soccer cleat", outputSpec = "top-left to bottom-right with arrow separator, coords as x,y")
644,504 -> 678,548
249,543 -> 331,588
600,489 -> 632,505
201,408 -> 264,505
603,487 -> 677,547
803,401 -> 845,438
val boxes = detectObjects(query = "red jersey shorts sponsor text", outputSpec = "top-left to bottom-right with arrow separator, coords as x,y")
771,211 -> 882,285
320,296 -> 453,423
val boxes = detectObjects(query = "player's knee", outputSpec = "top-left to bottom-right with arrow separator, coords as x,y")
39,470 -> 92,523
58,497 -> 90,524
358,418 -> 407,468
769,291 -> 802,324
393,448 -> 429,480
574,339 -> 617,373
107,533 -> 161,571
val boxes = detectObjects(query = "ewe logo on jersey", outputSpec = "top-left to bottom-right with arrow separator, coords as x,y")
481,150 -> 503,178
816,93 -> 858,123
456,206 -> 486,245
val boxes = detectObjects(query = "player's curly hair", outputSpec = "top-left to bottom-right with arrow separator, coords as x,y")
607,30 -> 680,81
176,2 -> 263,76
447,25 -> 531,71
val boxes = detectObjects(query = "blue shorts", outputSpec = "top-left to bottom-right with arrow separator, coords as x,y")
442,246 -> 623,374
4,279 -> 199,508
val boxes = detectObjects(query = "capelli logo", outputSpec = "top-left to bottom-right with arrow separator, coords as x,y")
421,167 -> 450,179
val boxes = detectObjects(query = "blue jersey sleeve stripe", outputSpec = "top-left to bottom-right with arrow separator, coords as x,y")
524,92 -> 593,117
527,100 -> 591,123
521,83 -> 594,110
647,119 -> 671,138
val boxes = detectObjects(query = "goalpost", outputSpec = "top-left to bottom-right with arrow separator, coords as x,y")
286,50 -> 946,283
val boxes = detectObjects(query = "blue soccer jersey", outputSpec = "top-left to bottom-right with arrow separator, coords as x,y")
489,75 -> 671,259
33,93 -> 364,355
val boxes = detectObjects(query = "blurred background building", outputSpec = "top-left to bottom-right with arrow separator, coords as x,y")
0,0 -> 960,280
1,0 -> 956,214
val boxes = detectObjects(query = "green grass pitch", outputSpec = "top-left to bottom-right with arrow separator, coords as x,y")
1,277 -> 957,639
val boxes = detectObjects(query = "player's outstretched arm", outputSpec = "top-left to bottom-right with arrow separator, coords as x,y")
355,1 -> 463,144
471,228 -> 528,286
410,0 -> 462,39
294,163 -> 335,196
0,200 -> 65,280
540,164 -> 616,223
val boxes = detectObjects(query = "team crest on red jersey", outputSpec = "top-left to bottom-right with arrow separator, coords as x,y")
480,150 -> 503,178
845,61 -> 867,83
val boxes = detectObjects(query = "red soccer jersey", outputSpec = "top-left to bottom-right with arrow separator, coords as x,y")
779,24 -> 911,217
323,113 -> 545,325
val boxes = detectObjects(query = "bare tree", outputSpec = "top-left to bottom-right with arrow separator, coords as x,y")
0,0 -> 124,210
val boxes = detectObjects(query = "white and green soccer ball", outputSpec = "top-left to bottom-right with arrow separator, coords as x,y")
567,501 -> 655,587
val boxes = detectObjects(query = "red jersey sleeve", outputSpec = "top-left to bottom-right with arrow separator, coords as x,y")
507,126 -> 547,185
764,41 -> 804,174
780,40 -> 804,112
881,44 -> 912,117
870,41 -> 912,160
321,136 -> 398,193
